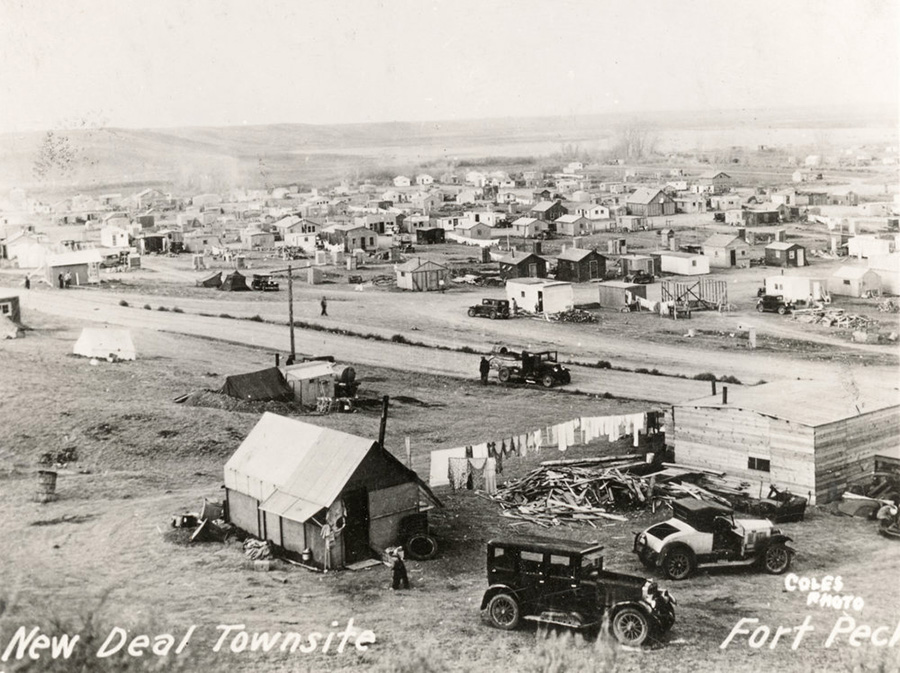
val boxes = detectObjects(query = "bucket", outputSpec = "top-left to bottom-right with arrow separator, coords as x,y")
35,470 -> 58,503
301,548 -> 312,563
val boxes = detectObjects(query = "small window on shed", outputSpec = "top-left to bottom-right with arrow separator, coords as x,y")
843,279 -> 851,286
748,457 -> 771,472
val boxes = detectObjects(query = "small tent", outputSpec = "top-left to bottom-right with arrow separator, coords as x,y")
1,315 -> 21,339
219,368 -> 293,401
73,328 -> 136,361
196,271 -> 222,288
220,271 -> 250,292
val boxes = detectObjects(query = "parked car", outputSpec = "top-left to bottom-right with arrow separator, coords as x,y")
491,350 -> 571,387
468,298 -> 511,319
747,485 -> 808,523
623,271 -> 654,284
756,294 -> 793,314
481,537 -> 676,646
633,498 -> 795,580
251,274 -> 279,291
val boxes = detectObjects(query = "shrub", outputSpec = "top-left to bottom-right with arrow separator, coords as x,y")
634,368 -> 650,374
156,306 -> 169,312
247,315 -> 264,322
458,346 -> 476,354
118,299 -> 129,307
596,360 -> 612,369
693,372 -> 717,381
219,313 -> 234,319
719,374 -> 742,385
143,304 -> 152,310
391,334 -> 411,344
172,307 -> 184,313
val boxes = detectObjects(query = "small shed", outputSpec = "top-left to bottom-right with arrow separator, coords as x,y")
828,266 -> 881,298
765,276 -> 828,303
505,278 -> 574,314
655,251 -> 710,276
511,217 -> 547,238
765,242 -> 806,267
554,215 -> 592,237
498,252 -> 548,280
395,258 -> 450,291
596,280 -> 647,309
619,254 -> 654,275
45,249 -> 102,286
626,188 -> 676,217
555,248 -> 606,282
282,361 -> 336,408
224,413 -> 440,568
415,228 -> 446,245
673,380 -> 900,504
0,294 -> 22,324
868,253 -> 900,295
702,233 -> 750,269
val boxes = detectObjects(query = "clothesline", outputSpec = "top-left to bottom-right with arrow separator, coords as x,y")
429,411 -> 661,487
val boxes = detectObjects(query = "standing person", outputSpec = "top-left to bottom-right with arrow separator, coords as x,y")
24,275 -> 30,290
479,356 -> 491,385
510,297 -> 517,317
57,273 -> 64,289
389,548 -> 410,590
320,296 -> 328,316
64,271 -> 71,288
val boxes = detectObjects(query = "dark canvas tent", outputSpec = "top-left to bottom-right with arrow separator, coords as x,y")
220,271 -> 250,291
219,368 -> 293,401
196,271 -> 222,288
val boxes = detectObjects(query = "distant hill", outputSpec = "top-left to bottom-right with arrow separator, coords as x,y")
1,105 -> 895,196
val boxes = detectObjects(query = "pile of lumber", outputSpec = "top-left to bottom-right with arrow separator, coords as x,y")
792,308 -> 878,330
546,308 -> 598,323
492,457 -> 768,527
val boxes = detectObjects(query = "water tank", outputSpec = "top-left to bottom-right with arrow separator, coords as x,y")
333,365 -> 356,384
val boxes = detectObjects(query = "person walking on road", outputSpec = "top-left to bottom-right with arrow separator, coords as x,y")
320,296 -> 328,316
479,356 -> 491,385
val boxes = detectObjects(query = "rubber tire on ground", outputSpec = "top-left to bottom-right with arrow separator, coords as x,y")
777,306 -> 787,315
405,534 -> 438,561
486,593 -> 520,630
611,607 -> 651,647
663,547 -> 696,580
541,374 -> 555,388
637,549 -> 655,569
763,544 -> 792,574
467,308 -> 476,317
498,368 -> 512,383
756,304 -> 764,312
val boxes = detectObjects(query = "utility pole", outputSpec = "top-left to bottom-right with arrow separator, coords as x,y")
288,265 -> 295,362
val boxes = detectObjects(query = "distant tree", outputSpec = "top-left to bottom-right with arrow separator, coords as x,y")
32,131 -> 78,181
610,124 -> 659,162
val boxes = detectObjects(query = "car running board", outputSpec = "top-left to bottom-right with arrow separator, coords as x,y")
523,613 -> 599,630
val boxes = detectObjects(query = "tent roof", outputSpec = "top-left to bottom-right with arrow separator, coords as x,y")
73,327 -> 136,360
219,367 -> 293,401
224,413 -> 377,519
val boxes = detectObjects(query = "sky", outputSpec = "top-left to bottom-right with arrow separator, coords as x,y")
0,0 -> 897,133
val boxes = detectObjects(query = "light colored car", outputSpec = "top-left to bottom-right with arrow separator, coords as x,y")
633,498 -> 795,580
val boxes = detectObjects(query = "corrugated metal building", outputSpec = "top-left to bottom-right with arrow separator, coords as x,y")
224,413 -> 439,568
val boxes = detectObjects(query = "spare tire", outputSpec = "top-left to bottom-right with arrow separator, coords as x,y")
406,534 -> 438,561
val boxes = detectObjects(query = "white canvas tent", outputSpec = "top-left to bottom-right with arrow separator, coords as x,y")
1,314 -> 20,339
73,328 -> 136,361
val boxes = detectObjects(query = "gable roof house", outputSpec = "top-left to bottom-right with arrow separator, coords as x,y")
322,224 -> 377,251
45,249 -> 103,286
696,171 -> 733,194
394,258 -> 450,291
224,413 -> 440,568
702,233 -> 750,268
454,221 -> 493,240
554,248 -> 606,282
553,214 -> 592,237
828,266 -> 882,298
626,188 -> 676,217
529,200 -> 567,223
393,176 -> 411,188
765,242 -> 806,267
498,251 -> 548,280
510,216 -> 548,239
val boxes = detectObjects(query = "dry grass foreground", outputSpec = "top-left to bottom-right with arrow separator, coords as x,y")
0,313 -> 898,673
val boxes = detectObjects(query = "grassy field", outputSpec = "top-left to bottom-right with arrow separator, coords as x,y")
1,312 -> 898,673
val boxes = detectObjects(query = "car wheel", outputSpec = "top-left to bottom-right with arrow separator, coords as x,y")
663,547 -> 695,580
486,593 -> 520,630
756,304 -> 764,313
498,368 -> 511,383
541,374 -> 555,388
467,308 -> 476,317
405,534 -> 438,561
490,310 -> 498,319
763,544 -> 792,574
777,306 -> 787,315
611,607 -> 650,647
560,371 -> 571,385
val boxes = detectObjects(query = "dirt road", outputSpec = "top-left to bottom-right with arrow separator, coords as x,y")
21,289 -> 725,404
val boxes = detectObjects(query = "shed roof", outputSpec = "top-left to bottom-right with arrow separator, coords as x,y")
506,278 -> 571,288
498,252 -> 544,266
832,265 -> 879,280
557,247 -> 601,262
554,214 -> 587,224
46,249 -> 103,266
703,233 -> 745,248
627,188 -> 668,204
395,258 -> 449,272
678,380 -> 900,427
766,242 -> 803,251
531,200 -> 560,212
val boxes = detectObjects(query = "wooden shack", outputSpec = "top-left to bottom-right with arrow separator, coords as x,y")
555,248 -> 606,282
596,280 -> 647,309
673,380 -> 900,504
394,258 -> 450,291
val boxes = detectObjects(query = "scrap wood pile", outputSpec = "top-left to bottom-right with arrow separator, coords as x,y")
792,308 -> 878,331
492,457 -> 769,527
545,308 -> 598,323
